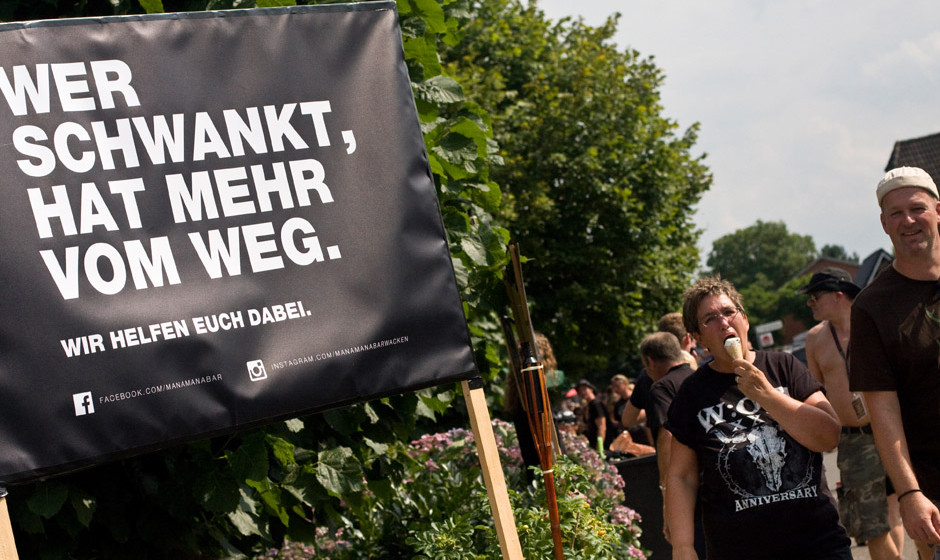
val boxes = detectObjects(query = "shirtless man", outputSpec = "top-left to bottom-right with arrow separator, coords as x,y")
801,267 -> 902,559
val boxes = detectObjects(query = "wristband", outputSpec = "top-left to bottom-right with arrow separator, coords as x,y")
897,488 -> 923,502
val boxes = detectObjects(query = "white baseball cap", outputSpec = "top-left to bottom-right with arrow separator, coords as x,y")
876,166 -> 939,206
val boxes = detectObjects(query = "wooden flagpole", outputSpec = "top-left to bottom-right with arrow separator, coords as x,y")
0,489 -> 19,560
503,243 -> 565,560
463,378 -> 524,560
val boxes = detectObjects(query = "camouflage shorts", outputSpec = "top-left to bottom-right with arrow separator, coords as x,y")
836,432 -> 890,542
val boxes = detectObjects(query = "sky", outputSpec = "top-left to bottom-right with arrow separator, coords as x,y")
536,0 -> 940,266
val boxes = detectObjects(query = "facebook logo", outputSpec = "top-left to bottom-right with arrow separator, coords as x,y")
73,392 -> 95,416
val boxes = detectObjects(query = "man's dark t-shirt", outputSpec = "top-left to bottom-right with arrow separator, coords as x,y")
648,363 -> 694,439
625,369 -> 655,446
850,265 -> 940,500
629,370 -> 652,412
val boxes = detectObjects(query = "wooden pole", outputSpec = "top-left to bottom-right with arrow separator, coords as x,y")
503,243 -> 565,560
0,489 -> 19,560
462,378 -> 524,560
519,360 -> 564,560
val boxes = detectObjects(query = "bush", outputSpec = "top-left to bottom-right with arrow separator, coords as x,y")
256,420 -> 647,559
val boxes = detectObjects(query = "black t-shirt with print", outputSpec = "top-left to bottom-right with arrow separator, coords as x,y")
666,351 -> 849,560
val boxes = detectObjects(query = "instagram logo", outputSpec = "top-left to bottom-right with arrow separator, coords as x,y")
73,392 -> 95,416
246,360 -> 267,382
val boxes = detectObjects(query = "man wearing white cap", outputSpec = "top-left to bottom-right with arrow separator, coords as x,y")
849,166 -> 940,559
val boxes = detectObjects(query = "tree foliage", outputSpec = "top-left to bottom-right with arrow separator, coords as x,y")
706,220 -> 816,289
775,274 -> 815,330
441,0 -> 712,373
737,274 -> 814,346
707,221 -> 828,346
820,243 -> 859,264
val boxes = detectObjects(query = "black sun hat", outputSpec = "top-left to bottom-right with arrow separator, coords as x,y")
575,379 -> 596,392
796,267 -> 861,297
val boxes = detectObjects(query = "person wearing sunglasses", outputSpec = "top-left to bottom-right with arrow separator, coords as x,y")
800,267 -> 903,559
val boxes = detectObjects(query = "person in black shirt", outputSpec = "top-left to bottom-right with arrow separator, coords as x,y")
576,379 -> 607,457
665,276 -> 850,560
620,369 -> 655,447
851,167 -> 940,559
642,331 -> 705,557
607,374 -> 631,445
642,332 -> 695,488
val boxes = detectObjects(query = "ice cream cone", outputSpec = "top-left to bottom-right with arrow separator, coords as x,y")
724,336 -> 743,360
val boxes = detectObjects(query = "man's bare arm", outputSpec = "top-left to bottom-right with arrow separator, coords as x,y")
621,401 -> 646,427
665,440 -> 700,559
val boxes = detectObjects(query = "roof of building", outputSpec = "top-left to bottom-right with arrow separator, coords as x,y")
854,249 -> 893,288
793,257 -> 860,280
886,131 -> 940,182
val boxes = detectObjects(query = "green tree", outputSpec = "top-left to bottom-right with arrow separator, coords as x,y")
737,273 -> 778,326
737,274 -> 814,348
706,220 -> 816,289
819,243 -> 859,264
776,274 -> 814,331
707,221 -> 821,347
442,0 -> 711,373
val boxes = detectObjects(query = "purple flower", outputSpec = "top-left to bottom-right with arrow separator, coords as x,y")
609,504 -> 641,526
627,544 -> 647,559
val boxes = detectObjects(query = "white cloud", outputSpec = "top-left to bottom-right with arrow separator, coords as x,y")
864,30 -> 940,85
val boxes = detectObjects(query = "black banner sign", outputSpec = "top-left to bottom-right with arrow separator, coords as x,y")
0,3 -> 476,484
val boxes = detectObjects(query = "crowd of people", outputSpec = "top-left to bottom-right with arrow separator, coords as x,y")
547,166 -> 940,560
